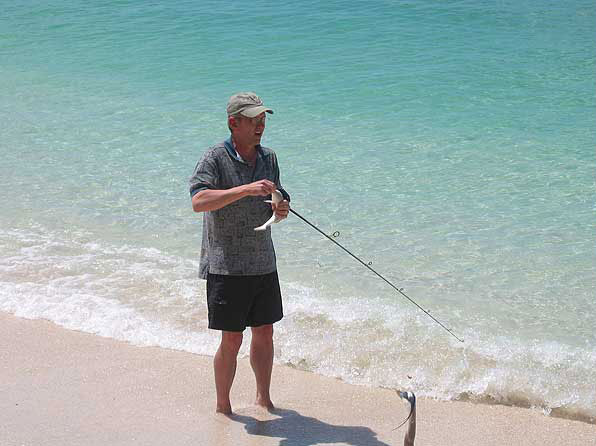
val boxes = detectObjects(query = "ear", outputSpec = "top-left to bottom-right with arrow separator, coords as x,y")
228,115 -> 239,128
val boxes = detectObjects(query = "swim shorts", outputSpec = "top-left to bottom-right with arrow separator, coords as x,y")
206,271 -> 283,332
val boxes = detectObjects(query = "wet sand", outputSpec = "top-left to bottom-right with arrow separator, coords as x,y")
1,312 -> 594,446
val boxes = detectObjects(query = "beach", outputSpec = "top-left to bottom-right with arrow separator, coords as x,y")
2,311 -> 594,446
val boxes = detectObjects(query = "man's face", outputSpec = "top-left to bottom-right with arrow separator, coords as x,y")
233,112 -> 266,147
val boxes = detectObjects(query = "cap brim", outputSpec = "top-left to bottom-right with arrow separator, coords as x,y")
240,106 -> 274,118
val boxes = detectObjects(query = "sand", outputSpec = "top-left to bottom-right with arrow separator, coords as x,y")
1,311 -> 594,446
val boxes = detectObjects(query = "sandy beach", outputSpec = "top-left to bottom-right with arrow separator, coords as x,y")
1,311 -> 593,446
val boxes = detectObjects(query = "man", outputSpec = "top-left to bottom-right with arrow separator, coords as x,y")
189,92 -> 290,415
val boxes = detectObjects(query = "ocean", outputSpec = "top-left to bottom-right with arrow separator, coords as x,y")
1,0 -> 595,423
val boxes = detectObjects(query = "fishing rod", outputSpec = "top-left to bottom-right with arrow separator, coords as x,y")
289,208 -> 464,343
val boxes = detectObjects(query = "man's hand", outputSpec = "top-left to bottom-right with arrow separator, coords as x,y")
273,199 -> 290,220
243,179 -> 277,197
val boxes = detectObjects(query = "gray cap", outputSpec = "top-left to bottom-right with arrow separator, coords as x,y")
226,92 -> 274,118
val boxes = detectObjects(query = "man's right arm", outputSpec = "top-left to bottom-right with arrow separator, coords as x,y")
192,179 -> 277,213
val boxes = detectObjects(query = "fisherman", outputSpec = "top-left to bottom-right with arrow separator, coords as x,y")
189,92 -> 290,414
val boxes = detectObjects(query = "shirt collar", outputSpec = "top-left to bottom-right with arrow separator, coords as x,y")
224,137 -> 266,164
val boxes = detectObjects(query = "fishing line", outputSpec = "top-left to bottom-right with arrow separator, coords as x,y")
289,208 -> 464,343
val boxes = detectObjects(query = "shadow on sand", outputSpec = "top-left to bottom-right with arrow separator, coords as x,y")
229,407 -> 392,446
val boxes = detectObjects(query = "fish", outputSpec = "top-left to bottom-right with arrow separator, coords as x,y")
393,390 -> 416,446
254,189 -> 284,231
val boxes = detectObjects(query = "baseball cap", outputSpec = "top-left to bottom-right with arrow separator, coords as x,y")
226,92 -> 274,118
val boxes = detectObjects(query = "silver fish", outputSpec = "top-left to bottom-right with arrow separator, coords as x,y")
394,390 -> 416,446
254,190 -> 284,231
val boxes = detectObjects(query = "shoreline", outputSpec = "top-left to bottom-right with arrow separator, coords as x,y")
1,311 -> 594,445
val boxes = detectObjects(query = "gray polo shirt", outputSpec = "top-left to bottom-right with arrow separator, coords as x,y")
189,138 -> 289,278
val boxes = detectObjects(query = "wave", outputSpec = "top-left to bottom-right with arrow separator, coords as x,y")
1,225 -> 594,424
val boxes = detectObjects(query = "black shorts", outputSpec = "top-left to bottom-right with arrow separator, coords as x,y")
206,271 -> 283,332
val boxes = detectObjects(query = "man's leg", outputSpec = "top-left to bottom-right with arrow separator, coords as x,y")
250,324 -> 274,409
214,330 -> 243,414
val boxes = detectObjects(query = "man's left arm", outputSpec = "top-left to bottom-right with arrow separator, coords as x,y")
271,153 -> 290,220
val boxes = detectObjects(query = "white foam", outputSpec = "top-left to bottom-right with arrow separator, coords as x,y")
0,226 -> 219,355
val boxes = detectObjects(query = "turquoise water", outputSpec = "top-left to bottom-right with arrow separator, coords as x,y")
2,1 -> 595,422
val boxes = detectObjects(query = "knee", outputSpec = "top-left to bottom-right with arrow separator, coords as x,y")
251,324 -> 273,342
221,332 -> 243,354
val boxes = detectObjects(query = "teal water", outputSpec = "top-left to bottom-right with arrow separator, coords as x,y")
2,0 -> 595,422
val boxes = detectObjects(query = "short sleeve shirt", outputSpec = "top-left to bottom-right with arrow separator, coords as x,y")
189,138 -> 287,279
